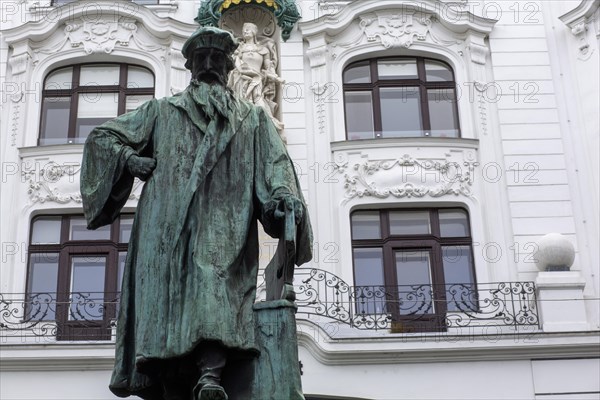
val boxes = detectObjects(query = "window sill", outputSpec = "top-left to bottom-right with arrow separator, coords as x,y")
331,137 -> 479,153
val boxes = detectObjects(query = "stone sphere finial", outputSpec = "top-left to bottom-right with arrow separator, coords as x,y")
535,233 -> 576,271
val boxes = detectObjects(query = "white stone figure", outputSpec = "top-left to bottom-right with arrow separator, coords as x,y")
229,22 -> 285,137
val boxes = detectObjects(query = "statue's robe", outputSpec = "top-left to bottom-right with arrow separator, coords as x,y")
80,82 -> 312,398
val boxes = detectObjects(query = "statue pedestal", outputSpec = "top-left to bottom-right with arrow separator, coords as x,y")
252,300 -> 304,400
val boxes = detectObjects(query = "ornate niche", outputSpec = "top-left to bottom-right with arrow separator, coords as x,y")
196,0 -> 302,141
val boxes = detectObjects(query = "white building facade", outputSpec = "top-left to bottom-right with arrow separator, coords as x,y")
1,0 -> 599,399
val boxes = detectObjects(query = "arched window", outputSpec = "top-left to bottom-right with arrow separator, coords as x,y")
343,57 -> 460,140
39,63 -> 155,145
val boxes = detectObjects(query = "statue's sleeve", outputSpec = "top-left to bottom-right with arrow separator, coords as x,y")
81,99 -> 158,229
254,107 -> 313,266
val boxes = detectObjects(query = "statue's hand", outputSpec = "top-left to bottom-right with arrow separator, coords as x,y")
127,155 -> 156,181
267,196 -> 304,225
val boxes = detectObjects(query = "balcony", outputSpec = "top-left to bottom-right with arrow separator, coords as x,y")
294,268 -> 539,334
0,268 -> 540,343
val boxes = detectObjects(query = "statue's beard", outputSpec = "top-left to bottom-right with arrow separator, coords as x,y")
193,69 -> 227,86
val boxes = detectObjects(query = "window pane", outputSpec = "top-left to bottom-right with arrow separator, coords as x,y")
442,245 -> 476,312
80,65 -> 120,86
343,61 -> 371,84
353,248 -> 385,315
125,95 -> 153,112
119,216 -> 134,243
44,67 -> 73,90
353,248 -> 384,287
118,252 -> 127,293
351,212 -> 381,239
28,253 -> 59,320
127,66 -> 154,88
39,97 -> 71,145
428,88 -> 459,138
70,256 -> 106,321
31,217 -> 62,244
389,211 -> 430,235
439,209 -> 470,237
425,60 -> 453,82
345,91 -> 375,140
377,59 -> 418,80
76,92 -> 119,142
395,251 -> 433,315
380,87 -> 422,137
69,217 -> 110,241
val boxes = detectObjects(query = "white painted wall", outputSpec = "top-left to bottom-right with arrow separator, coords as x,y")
1,0 -> 599,399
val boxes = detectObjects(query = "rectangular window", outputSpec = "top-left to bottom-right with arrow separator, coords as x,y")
27,215 -> 133,340
351,208 -> 475,332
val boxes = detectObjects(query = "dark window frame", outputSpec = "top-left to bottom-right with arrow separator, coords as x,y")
343,57 -> 461,140
39,62 -> 155,145
26,214 -> 131,340
350,208 -> 476,332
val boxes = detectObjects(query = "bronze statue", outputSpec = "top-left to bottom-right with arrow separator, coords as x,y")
81,27 -> 312,400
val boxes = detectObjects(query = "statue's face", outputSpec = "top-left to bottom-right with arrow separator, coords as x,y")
191,48 -> 231,85
242,24 -> 257,41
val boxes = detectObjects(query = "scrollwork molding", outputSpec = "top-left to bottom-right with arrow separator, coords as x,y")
560,0 -> 600,60
333,14 -> 462,51
34,18 -> 164,56
22,161 -> 144,206
335,153 -> 479,204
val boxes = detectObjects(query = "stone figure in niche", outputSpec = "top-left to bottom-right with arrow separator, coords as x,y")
228,22 -> 285,135
80,27 -> 312,400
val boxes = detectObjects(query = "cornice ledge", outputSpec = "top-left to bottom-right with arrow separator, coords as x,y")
0,343 -> 115,371
2,1 -> 195,44
330,137 -> 479,153
559,0 -> 600,27
298,330 -> 600,366
19,144 -> 84,158
299,0 -> 497,38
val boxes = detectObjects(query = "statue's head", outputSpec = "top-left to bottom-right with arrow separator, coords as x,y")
242,23 -> 258,41
182,27 -> 238,85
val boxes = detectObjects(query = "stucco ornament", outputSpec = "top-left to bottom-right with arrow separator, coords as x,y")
337,154 -> 478,204
36,18 -> 162,56
228,22 -> 285,135
337,14 -> 460,49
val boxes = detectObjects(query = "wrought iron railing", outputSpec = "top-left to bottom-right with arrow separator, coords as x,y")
1,269 -> 539,341
0,292 -> 120,341
294,268 -> 540,331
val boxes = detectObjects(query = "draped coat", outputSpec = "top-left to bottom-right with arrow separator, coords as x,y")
80,82 -> 312,398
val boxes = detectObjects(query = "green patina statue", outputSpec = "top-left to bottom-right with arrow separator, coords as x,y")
81,27 -> 312,400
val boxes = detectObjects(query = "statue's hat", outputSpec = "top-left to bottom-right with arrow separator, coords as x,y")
182,27 -> 238,70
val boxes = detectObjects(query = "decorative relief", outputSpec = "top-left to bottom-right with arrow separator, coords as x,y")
22,162 -> 82,205
22,161 -> 144,206
10,103 -> 21,147
310,83 -> 328,135
8,53 -> 31,75
334,14 -> 461,50
560,1 -> 600,61
467,41 -> 489,65
571,21 -> 594,60
9,90 -> 24,146
35,18 -> 163,55
335,153 -> 478,204
221,5 -> 277,38
474,81 -> 489,136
